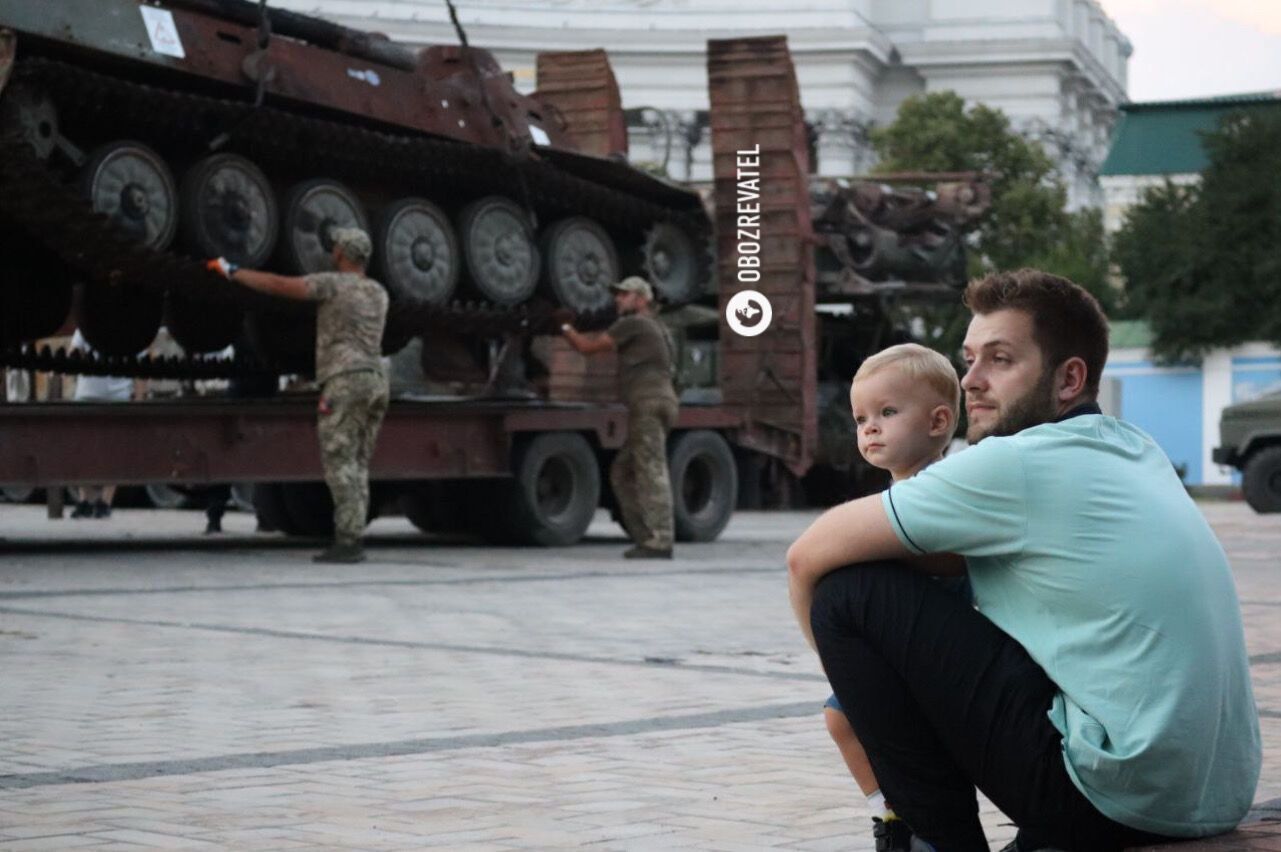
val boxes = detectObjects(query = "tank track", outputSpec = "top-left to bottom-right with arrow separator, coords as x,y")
0,57 -> 703,378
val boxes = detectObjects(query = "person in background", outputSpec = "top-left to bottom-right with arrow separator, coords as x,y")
69,329 -> 138,519
560,276 -> 679,559
209,228 -> 389,563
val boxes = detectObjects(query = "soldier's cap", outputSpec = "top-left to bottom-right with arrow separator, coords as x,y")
610,276 -> 654,301
331,227 -> 373,264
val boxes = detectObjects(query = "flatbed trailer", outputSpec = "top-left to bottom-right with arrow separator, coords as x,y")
0,26 -> 818,546
0,395 -> 748,544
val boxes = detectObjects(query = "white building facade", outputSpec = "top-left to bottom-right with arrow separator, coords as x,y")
272,0 -> 1130,207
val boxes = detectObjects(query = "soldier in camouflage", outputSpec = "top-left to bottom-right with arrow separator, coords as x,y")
209,228 -> 390,564
561,276 -> 678,559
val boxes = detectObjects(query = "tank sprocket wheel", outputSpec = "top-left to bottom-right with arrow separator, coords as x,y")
542,216 -> 619,313
374,197 -> 459,304
0,83 -> 59,160
642,221 -> 703,305
81,140 -> 178,250
180,153 -> 279,268
280,178 -> 369,274
460,196 -> 540,306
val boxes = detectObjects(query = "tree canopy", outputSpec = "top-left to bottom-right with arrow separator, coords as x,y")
1113,107 -> 1281,361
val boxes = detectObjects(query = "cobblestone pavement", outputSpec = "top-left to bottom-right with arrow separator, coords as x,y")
0,501 -> 1277,850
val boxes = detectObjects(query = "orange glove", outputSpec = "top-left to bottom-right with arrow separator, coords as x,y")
205,257 -> 239,279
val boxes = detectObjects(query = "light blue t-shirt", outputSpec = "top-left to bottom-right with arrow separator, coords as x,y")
882,413 -> 1260,838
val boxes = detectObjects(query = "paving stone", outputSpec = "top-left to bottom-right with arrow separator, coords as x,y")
0,504 -> 1277,848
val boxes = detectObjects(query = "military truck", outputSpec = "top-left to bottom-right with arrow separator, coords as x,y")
1213,390 -> 1281,513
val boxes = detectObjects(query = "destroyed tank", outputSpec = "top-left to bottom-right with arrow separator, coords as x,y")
0,0 -> 711,377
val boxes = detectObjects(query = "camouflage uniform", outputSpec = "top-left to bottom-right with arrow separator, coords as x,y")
607,313 -> 678,550
305,271 -> 390,546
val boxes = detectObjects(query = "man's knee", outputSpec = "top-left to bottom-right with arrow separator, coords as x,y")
810,561 -> 912,638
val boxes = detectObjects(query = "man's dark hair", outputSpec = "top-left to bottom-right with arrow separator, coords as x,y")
963,268 -> 1109,397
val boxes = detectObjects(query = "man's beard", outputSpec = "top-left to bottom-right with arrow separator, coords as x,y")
968,368 -> 1058,443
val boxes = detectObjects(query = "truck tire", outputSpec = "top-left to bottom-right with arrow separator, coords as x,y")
253,482 -> 298,535
668,430 -> 737,542
280,482 -> 336,537
403,481 -> 476,534
498,432 -> 600,546
1243,446 -> 1281,514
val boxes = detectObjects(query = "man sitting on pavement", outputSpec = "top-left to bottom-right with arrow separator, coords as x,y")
787,269 -> 1261,852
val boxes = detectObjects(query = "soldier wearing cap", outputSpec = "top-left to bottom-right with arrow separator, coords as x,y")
209,227 -> 390,563
561,276 -> 678,559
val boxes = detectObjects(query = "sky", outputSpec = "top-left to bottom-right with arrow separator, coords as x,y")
1101,0 -> 1281,101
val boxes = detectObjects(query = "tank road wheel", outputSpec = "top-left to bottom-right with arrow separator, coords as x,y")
78,141 -> 173,354
82,141 -> 178,249
1243,447 -> 1281,514
181,154 -> 279,268
668,430 -> 738,542
170,154 -> 277,352
491,432 -> 600,546
542,217 -> 619,313
280,179 -> 369,274
0,84 -> 59,160
460,196 -> 539,305
643,222 -> 702,305
374,198 -> 459,304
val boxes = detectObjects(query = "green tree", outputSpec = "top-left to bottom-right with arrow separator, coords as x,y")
1114,108 -> 1281,361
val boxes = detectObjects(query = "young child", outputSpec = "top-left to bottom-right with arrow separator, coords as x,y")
825,342 -> 964,852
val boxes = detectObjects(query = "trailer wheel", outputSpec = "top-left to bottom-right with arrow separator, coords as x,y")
253,482 -> 297,535
280,482 -> 336,537
403,481 -> 475,534
1243,446 -> 1281,514
499,432 -> 600,546
668,430 -> 737,542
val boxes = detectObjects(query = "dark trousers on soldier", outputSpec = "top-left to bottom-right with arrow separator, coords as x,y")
610,396 -> 677,550
317,370 -> 389,546
810,562 -> 1178,852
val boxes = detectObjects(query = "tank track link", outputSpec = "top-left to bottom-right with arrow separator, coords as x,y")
11,56 -> 707,257
0,343 -> 271,380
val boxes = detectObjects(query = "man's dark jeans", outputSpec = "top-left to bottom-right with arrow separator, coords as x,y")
810,562 -> 1177,852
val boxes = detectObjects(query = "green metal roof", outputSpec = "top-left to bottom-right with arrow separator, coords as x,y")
1099,92 -> 1281,177
1109,319 -> 1153,350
